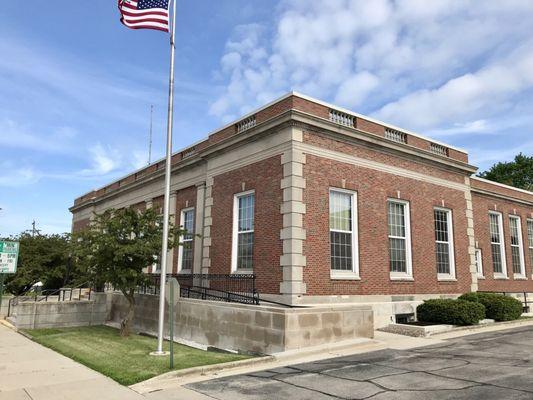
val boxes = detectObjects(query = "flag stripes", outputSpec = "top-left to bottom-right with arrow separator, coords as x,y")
118,0 -> 170,32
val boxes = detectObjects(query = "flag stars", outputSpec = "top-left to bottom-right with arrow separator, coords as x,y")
138,0 -> 169,10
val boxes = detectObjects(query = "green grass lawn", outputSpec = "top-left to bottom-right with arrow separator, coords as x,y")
24,325 -> 251,386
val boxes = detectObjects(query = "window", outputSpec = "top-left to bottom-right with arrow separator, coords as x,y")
231,191 -> 255,271
528,219 -> 533,269
178,208 -> 194,272
387,200 -> 412,277
434,208 -> 455,279
475,249 -> 483,277
329,190 -> 358,277
489,212 -> 507,276
509,216 -> 525,276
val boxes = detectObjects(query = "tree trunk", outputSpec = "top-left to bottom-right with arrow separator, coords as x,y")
120,290 -> 135,337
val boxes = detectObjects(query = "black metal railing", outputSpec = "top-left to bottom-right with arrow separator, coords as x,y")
178,273 -> 259,305
478,291 -> 531,313
136,273 -> 259,305
7,281 -> 93,317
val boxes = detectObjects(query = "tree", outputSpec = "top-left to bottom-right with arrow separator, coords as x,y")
478,153 -> 533,191
72,207 -> 183,337
3,233 -> 74,295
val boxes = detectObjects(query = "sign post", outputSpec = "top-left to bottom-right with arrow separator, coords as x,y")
0,241 -> 19,312
165,277 -> 179,369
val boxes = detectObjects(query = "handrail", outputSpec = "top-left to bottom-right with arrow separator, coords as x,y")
36,281 -> 93,302
8,281 -> 93,317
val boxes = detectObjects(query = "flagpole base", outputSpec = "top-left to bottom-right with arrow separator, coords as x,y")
149,351 -> 170,357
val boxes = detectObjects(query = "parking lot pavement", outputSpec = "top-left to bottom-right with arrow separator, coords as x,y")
186,326 -> 533,400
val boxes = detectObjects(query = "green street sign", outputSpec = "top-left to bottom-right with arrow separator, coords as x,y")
0,241 -> 19,274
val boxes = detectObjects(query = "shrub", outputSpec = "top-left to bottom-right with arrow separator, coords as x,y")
459,292 -> 523,321
417,299 -> 485,326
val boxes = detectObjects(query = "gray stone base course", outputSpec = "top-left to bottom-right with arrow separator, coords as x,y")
108,292 -> 374,355
9,293 -> 107,330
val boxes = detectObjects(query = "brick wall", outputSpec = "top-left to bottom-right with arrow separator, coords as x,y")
303,152 -> 472,296
472,192 -> 533,292
172,186 -> 198,274
472,178 -> 533,203
209,156 -> 283,294
303,131 -> 466,184
72,218 -> 90,233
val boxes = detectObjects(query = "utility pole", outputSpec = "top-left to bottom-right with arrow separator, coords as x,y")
31,220 -> 40,237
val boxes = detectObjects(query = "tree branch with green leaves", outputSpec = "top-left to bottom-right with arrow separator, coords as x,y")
72,207 -> 185,336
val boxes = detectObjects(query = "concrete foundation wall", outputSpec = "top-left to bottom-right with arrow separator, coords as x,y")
11,293 -> 107,330
108,293 -> 373,354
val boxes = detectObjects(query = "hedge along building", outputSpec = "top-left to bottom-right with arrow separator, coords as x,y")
70,92 -> 533,328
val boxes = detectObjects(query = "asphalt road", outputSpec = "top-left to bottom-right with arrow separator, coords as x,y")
187,326 -> 533,400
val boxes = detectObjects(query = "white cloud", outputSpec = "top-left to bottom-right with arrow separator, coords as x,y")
0,161 -> 40,187
210,0 -> 533,139
375,45 -> 533,130
427,120 -> 491,137
0,142 -> 128,188
335,71 -> 379,108
79,144 -> 121,177
470,140 -> 533,166
0,118 -> 77,153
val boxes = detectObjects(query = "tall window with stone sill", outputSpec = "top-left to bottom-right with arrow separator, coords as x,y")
489,212 -> 506,275
232,191 -> 255,271
434,208 -> 455,279
179,208 -> 194,272
329,190 -> 357,274
509,215 -> 525,276
387,199 -> 412,277
527,219 -> 533,268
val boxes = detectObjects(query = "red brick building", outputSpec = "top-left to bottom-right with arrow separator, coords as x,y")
70,92 -> 533,327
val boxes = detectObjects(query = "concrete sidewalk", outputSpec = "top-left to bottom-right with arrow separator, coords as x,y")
0,323 -> 145,400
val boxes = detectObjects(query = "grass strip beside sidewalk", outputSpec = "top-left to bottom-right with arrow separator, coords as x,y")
23,325 -> 251,385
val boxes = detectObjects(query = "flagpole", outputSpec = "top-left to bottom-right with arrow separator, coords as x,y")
154,0 -> 177,356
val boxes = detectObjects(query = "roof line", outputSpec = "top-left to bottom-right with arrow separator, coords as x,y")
78,90 -> 469,198
291,91 -> 467,153
471,176 -> 533,195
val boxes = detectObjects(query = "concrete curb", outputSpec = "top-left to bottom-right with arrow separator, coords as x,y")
130,337 -> 382,394
431,317 -> 533,337
130,355 -> 275,393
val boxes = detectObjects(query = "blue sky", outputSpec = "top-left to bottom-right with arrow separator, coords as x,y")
1,0 -> 532,236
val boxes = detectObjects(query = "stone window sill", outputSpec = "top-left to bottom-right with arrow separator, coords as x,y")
390,275 -> 414,281
330,271 -> 360,281
493,274 -> 509,280
513,274 -> 528,280
437,273 -> 456,281
232,269 -> 254,275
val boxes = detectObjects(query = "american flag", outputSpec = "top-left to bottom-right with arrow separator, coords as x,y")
118,0 -> 170,32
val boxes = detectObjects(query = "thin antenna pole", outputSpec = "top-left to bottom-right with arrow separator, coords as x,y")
155,0 -> 177,355
148,105 -> 153,165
